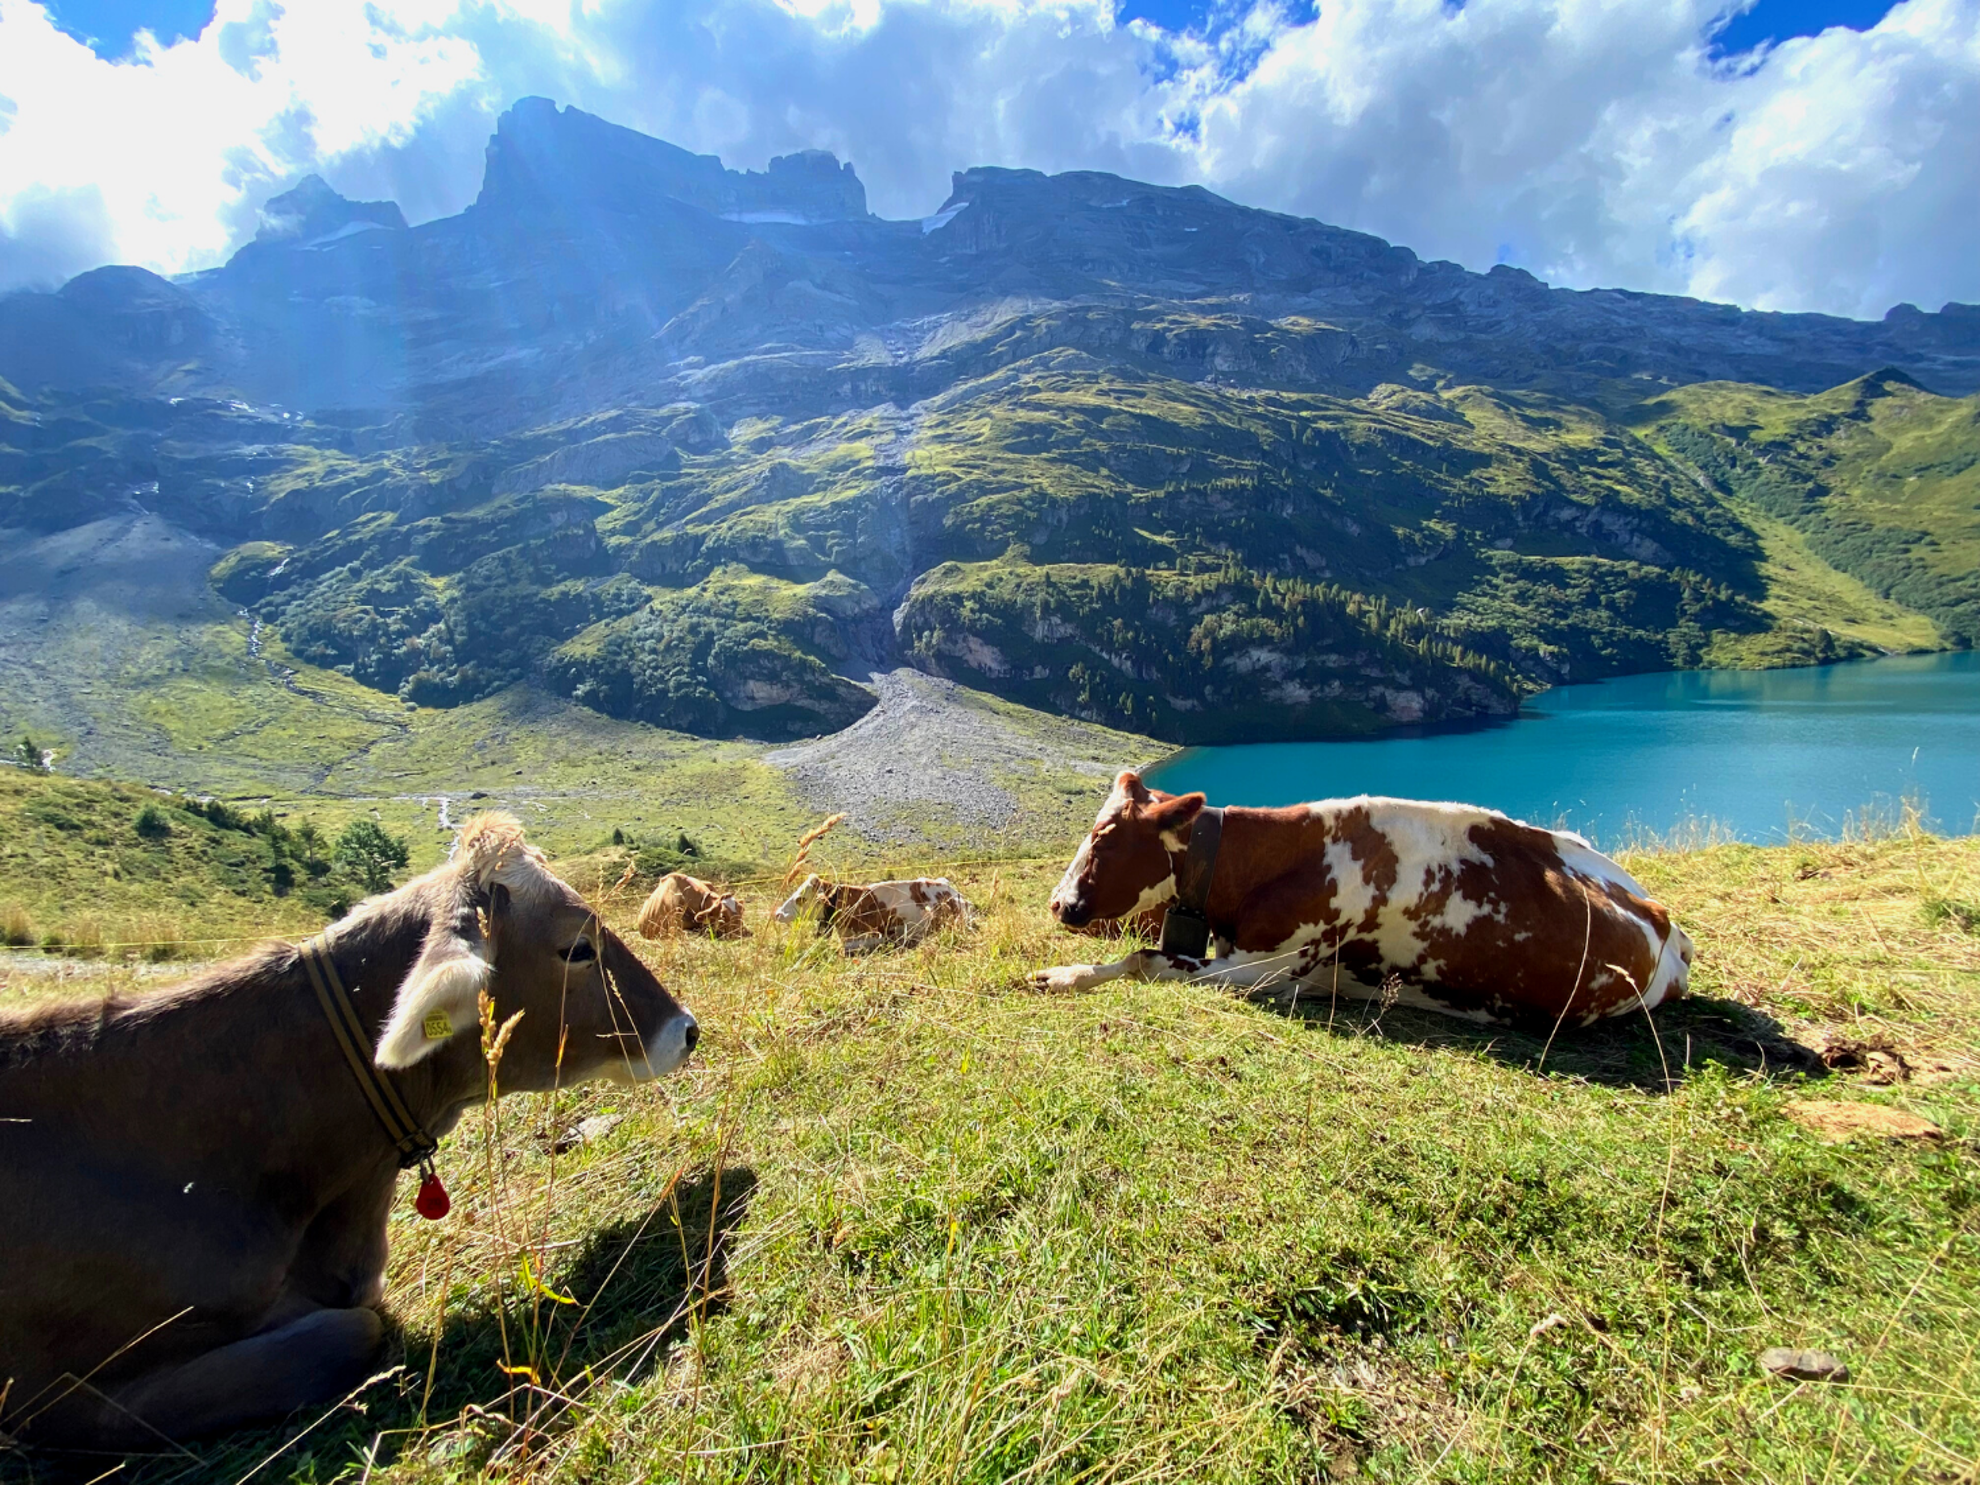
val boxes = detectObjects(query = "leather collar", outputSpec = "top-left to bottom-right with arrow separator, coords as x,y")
301,937 -> 439,1170
1157,806 -> 1224,961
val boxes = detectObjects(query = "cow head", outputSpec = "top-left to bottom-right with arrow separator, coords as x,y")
371,814 -> 698,1089
697,892 -> 750,939
772,874 -> 830,924
1049,772 -> 1205,929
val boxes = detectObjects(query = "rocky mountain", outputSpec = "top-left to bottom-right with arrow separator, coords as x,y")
2,98 -> 1976,751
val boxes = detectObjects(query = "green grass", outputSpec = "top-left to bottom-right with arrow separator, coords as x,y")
5,815 -> 1974,1482
1700,502 -> 1943,665
0,770 -> 340,957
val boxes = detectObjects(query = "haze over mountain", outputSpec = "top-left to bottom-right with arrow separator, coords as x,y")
2,100 -> 1976,762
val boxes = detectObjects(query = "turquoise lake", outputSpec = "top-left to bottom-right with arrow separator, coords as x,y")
1143,651 -> 1980,845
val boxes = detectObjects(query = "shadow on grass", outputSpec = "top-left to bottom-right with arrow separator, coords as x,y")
3,1165 -> 757,1485
1261,986 -> 1823,1093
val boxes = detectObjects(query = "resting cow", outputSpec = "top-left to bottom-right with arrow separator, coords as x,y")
774,875 -> 974,953
0,814 -> 698,1449
636,872 -> 749,940
1032,772 -> 1693,1027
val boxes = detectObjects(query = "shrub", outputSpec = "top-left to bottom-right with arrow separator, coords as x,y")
191,797 -> 249,832
0,904 -> 33,948
334,819 -> 411,894
134,804 -> 172,839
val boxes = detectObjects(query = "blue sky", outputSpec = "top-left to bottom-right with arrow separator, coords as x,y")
3,0 -> 1976,320
1118,0 -> 1907,51
46,0 -> 1915,58
42,0 -> 214,55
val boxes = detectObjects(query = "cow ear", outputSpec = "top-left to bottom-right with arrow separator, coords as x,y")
1146,791 -> 1206,836
376,891 -> 492,1069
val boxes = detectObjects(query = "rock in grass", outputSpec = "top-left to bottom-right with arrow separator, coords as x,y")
1785,1100 -> 1942,1143
1759,1348 -> 1850,1383
551,1112 -> 625,1153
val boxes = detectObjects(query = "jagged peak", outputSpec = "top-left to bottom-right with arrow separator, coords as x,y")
479,98 -> 867,223
255,175 -> 407,245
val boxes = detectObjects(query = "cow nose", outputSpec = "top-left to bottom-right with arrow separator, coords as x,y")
681,1018 -> 700,1056
1048,895 -> 1065,920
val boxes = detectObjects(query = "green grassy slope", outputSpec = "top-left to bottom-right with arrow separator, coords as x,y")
1636,371 -> 1980,646
3,824 -> 1973,1481
0,770 -> 345,952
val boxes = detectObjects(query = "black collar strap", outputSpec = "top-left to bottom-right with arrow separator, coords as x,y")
1158,806 -> 1224,961
301,937 -> 439,1170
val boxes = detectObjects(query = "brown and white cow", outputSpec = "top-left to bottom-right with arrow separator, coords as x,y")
774,875 -> 975,953
636,872 -> 750,940
0,814 -> 697,1449
1033,773 -> 1693,1027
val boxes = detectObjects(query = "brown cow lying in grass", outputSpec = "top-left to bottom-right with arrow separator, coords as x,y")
636,872 -> 749,940
774,875 -> 974,953
1034,773 -> 1693,1027
0,814 -> 697,1449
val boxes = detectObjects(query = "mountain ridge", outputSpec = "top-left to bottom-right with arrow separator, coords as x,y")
4,98 -> 1979,424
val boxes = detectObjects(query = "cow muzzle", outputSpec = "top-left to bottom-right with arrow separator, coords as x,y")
1048,892 -> 1092,929
607,1009 -> 700,1083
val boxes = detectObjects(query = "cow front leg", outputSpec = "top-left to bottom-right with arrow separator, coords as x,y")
1028,946 -> 1309,995
1026,950 -> 1156,993
101,1306 -> 385,1446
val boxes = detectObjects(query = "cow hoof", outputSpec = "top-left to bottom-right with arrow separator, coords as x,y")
1026,967 -> 1083,993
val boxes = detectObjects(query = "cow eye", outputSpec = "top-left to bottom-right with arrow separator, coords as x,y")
560,937 -> 597,964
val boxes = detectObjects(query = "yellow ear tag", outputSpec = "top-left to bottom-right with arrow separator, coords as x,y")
422,1011 -> 454,1041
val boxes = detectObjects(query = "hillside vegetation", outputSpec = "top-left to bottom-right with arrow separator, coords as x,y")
1638,370 -> 1980,648
2,812 -> 1974,1482
7,362 -> 1973,769
0,770 -> 358,955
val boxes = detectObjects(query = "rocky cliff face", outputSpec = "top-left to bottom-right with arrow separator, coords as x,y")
1,101 -> 1975,747
478,98 -> 868,225
4,98 -> 1975,428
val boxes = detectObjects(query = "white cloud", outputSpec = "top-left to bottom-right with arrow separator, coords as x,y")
0,0 -> 485,288
0,0 -> 1975,319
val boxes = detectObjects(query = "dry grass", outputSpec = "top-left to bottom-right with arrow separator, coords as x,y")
1625,816 -> 1980,1082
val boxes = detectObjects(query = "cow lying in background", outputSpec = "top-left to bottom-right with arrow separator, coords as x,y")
775,875 -> 974,953
637,872 -> 749,940
0,814 -> 697,1449
1034,772 -> 1693,1028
